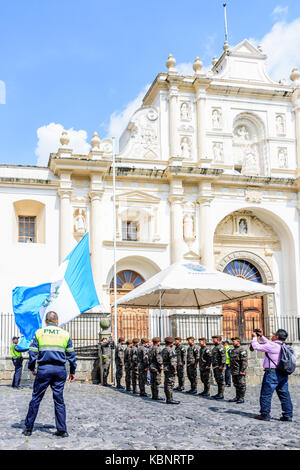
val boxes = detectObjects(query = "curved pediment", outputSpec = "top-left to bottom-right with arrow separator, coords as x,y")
119,106 -> 160,160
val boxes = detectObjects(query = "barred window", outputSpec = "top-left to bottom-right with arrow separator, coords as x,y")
18,216 -> 36,243
122,221 -> 138,241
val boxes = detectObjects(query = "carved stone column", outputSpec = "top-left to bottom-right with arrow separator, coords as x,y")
168,84 -> 179,159
89,173 -> 104,300
58,171 -> 73,263
197,182 -> 214,269
291,69 -> 300,175
168,195 -> 184,263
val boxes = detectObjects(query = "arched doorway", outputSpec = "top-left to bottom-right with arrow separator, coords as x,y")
222,260 -> 264,340
110,270 -> 149,339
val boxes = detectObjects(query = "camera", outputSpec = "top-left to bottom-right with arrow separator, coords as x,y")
253,328 -> 261,335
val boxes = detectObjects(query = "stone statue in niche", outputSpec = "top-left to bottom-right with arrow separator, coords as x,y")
180,102 -> 191,121
183,213 -> 195,248
212,109 -> 221,129
278,148 -> 287,168
236,126 -> 249,141
180,137 -> 192,159
239,218 -> 248,235
74,209 -> 87,235
213,142 -> 224,162
241,145 -> 260,176
276,115 -> 285,136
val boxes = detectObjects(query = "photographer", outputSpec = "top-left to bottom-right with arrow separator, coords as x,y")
251,328 -> 293,422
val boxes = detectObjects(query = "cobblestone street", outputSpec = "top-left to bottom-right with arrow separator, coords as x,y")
0,382 -> 299,450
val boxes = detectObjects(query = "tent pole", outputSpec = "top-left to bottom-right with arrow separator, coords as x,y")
159,289 -> 162,339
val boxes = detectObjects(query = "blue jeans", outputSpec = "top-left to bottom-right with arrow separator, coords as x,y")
260,369 -> 293,419
225,364 -> 231,386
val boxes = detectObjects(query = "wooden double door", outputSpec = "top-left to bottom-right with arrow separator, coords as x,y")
223,297 -> 264,341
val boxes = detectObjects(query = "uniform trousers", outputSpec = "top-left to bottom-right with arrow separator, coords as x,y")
187,364 -> 197,391
25,365 -> 67,432
12,358 -> 23,388
150,369 -> 162,398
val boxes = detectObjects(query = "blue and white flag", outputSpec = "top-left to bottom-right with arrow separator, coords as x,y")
12,233 -> 100,351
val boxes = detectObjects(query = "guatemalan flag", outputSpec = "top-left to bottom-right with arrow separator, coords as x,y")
12,233 -> 100,351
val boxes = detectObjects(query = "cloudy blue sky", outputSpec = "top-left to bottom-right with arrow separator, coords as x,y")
0,0 -> 300,166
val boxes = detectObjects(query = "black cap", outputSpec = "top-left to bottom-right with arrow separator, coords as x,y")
12,336 -> 19,341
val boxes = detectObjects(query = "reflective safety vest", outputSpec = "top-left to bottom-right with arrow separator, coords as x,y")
34,325 -> 71,353
10,343 -> 22,359
225,345 -> 231,365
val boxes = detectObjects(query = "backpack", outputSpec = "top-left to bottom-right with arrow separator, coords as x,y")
266,343 -> 297,376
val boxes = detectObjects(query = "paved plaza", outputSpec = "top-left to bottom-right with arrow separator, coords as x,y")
0,382 -> 299,451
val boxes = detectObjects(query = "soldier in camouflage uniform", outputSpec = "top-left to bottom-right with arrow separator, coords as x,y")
228,337 -> 248,404
99,336 -> 114,386
137,338 -> 149,397
114,337 -> 125,389
130,338 -> 139,394
211,335 -> 226,399
124,339 -> 133,392
186,336 -> 199,395
174,337 -> 186,391
162,337 -> 180,404
198,337 -> 212,397
149,337 -> 164,400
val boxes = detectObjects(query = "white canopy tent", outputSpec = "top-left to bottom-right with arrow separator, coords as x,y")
115,262 -> 274,309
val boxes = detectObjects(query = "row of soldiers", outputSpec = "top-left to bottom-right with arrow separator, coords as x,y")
100,334 -> 248,404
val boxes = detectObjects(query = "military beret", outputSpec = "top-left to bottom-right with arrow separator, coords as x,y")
126,339 -> 133,345
132,338 -> 140,344
164,336 -> 174,344
186,336 -> 195,341
152,337 -> 160,343
212,335 -> 222,340
141,337 -> 149,343
118,337 -> 125,342
231,337 -> 241,341
174,336 -> 181,341
198,337 -> 207,342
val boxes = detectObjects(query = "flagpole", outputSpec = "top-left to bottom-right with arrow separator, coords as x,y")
223,3 -> 229,43
112,137 -> 118,347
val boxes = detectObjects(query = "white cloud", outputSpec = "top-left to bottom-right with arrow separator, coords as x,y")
107,84 -> 151,147
35,123 -> 90,166
256,18 -> 300,80
0,80 -> 5,104
272,5 -> 288,18
176,62 -> 194,76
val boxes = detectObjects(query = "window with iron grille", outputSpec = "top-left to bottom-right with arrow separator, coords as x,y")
122,221 -> 138,241
18,216 -> 36,243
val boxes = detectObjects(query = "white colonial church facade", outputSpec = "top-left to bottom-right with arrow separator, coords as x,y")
1,39 -> 300,337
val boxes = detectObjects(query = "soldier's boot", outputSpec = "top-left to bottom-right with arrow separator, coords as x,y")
116,379 -> 124,390
132,386 -> 138,395
236,390 -> 245,404
140,386 -> 148,397
199,384 -> 210,397
212,383 -> 224,399
166,391 -> 180,405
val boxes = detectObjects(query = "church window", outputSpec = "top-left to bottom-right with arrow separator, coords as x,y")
18,216 -> 36,243
224,260 -> 262,283
122,221 -> 138,241
110,270 -> 145,291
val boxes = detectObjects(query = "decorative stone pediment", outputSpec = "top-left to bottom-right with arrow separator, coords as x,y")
214,210 -> 280,245
213,39 -> 278,85
118,106 -> 160,160
115,190 -> 160,205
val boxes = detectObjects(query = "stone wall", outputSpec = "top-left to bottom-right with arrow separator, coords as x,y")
0,356 -> 101,385
1,342 -> 300,385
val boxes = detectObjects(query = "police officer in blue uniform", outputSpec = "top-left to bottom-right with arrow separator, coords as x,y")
10,336 -> 23,389
23,311 -> 77,437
